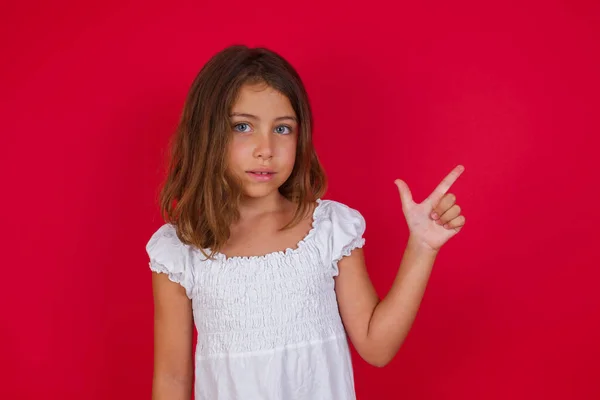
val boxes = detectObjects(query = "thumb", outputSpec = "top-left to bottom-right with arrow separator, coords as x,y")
394,179 -> 413,208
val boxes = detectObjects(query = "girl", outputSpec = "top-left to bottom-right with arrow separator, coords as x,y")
147,45 -> 466,400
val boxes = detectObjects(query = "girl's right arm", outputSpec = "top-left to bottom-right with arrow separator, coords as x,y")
151,272 -> 194,400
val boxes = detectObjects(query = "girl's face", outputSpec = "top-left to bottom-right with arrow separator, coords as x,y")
227,83 -> 298,199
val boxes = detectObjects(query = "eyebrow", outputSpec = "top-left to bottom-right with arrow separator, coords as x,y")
230,112 -> 297,123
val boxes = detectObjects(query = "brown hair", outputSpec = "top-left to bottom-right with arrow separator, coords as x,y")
157,45 -> 327,260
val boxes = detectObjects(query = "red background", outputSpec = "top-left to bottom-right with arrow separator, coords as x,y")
1,0 -> 599,399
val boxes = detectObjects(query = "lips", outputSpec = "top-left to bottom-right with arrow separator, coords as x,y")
247,169 -> 275,174
246,170 -> 276,181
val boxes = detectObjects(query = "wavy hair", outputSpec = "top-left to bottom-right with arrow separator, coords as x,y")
157,45 -> 327,260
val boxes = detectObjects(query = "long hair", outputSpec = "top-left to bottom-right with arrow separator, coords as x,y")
158,45 -> 327,260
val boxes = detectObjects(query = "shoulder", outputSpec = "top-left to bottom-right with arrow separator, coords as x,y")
145,223 -> 191,266
316,199 -> 366,229
146,223 -> 180,249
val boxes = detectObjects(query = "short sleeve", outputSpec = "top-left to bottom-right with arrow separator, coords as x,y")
146,224 -> 194,298
318,200 -> 366,276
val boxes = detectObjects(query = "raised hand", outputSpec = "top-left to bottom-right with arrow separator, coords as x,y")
394,165 -> 466,252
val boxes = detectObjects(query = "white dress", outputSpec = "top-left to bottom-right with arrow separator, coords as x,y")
146,199 -> 366,400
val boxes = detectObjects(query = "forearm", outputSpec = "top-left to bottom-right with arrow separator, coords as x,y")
365,235 -> 438,365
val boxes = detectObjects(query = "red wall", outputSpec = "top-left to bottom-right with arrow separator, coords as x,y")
1,0 -> 599,399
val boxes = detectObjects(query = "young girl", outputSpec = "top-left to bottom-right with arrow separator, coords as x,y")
147,45 -> 466,400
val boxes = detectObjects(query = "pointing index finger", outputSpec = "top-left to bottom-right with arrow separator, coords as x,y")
426,165 -> 465,204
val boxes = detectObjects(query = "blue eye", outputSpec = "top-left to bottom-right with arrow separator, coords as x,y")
233,123 -> 251,133
275,125 -> 292,135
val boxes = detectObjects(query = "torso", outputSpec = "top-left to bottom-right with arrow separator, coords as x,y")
146,199 -> 364,399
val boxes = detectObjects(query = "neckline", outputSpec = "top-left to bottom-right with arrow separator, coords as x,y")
207,198 -> 324,263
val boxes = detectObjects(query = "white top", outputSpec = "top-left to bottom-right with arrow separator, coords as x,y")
146,199 -> 366,400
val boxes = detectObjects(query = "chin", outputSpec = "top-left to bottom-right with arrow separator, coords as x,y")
241,186 -> 275,198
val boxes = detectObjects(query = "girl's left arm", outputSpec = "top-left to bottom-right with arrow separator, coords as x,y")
335,165 -> 466,367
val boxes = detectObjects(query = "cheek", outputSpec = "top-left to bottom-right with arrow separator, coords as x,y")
227,140 -> 246,164
281,141 -> 297,165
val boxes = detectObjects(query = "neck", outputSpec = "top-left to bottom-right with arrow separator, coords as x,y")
237,192 -> 291,219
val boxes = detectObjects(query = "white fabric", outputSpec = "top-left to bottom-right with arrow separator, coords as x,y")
146,199 -> 366,400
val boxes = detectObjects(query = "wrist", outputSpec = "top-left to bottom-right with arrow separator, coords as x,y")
407,235 -> 439,256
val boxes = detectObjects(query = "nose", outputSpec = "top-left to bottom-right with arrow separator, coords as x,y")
253,132 -> 274,160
